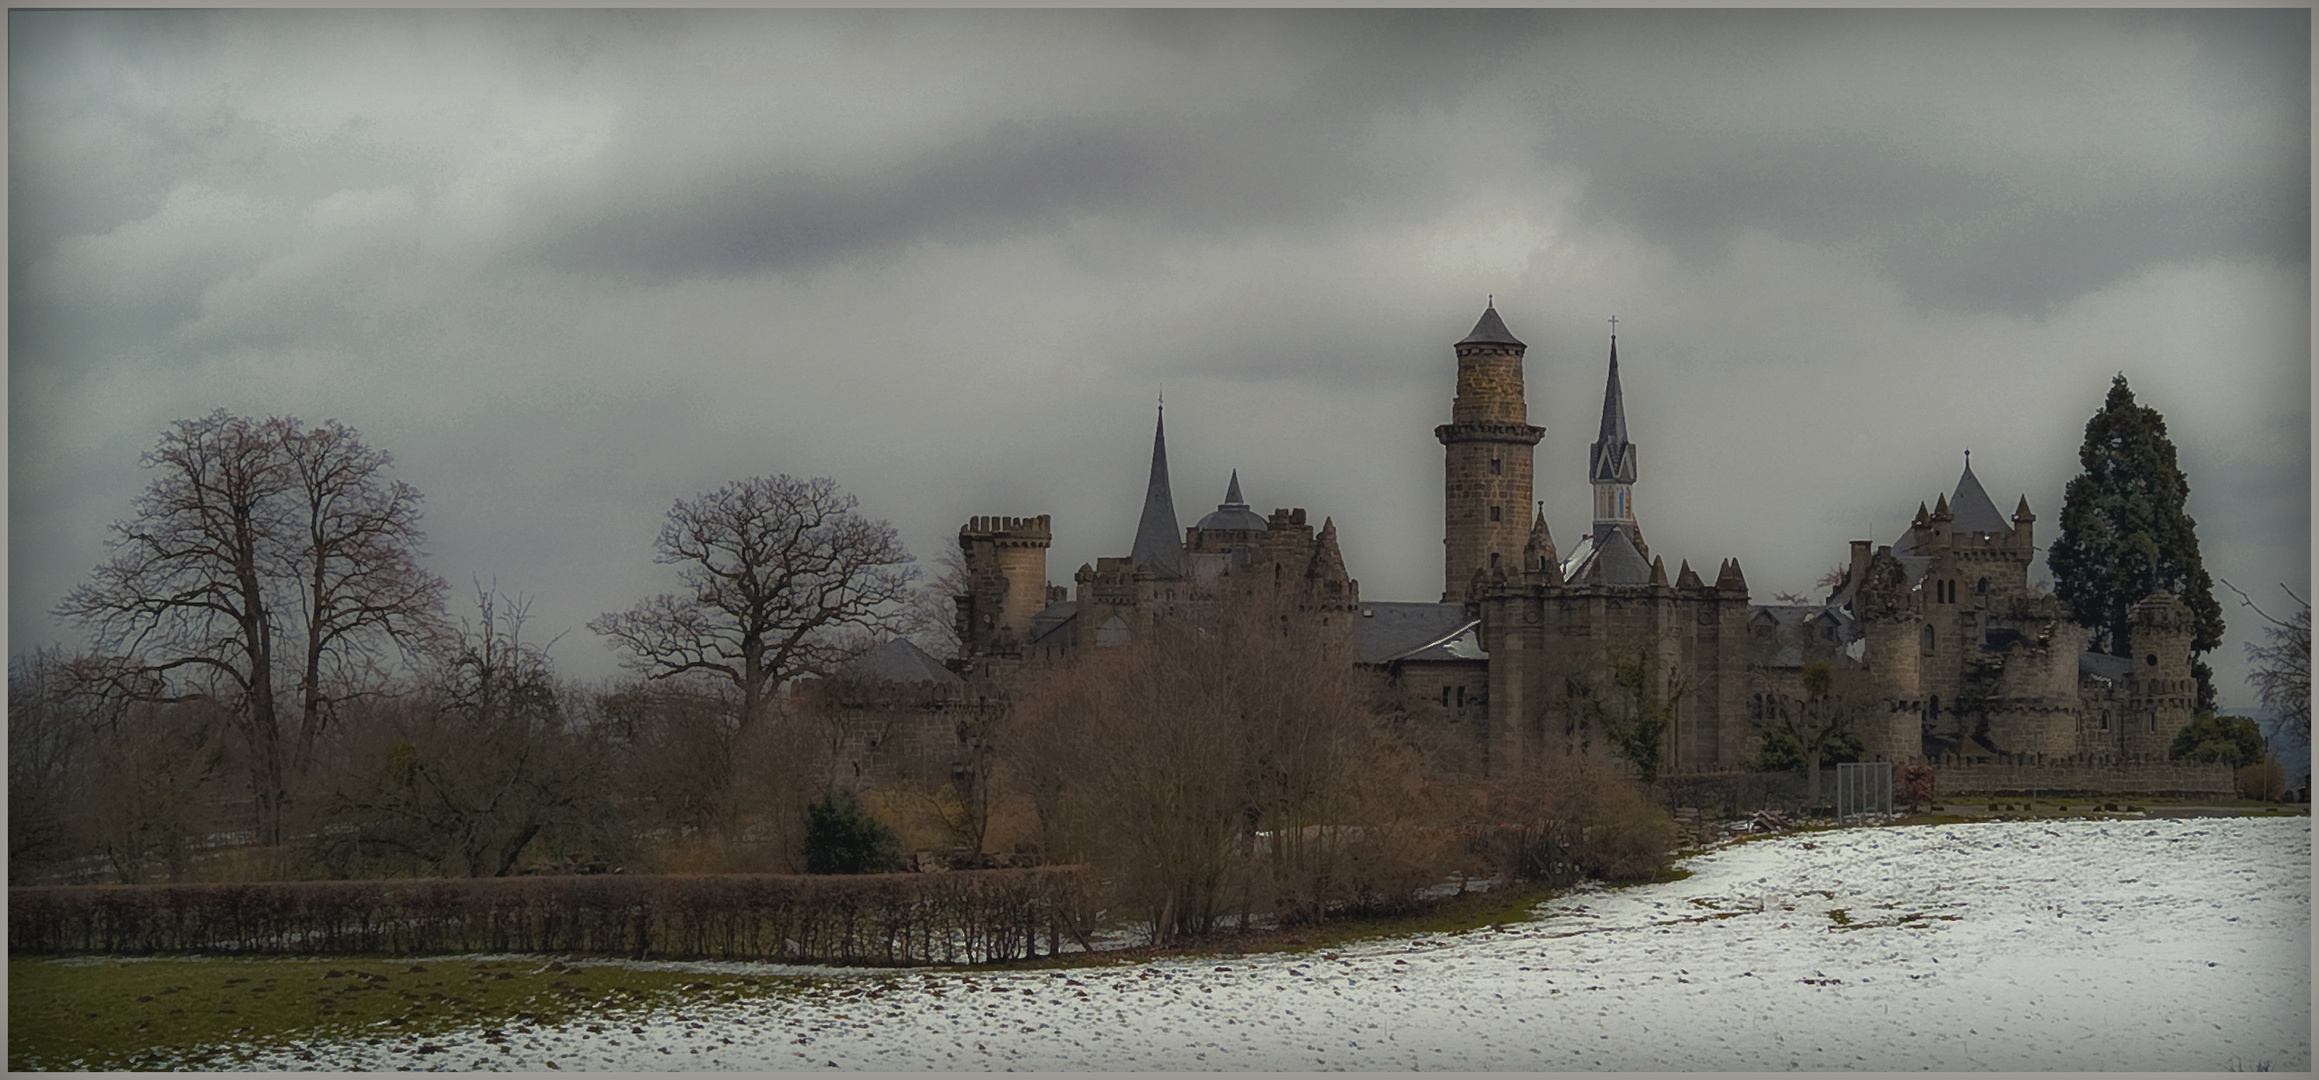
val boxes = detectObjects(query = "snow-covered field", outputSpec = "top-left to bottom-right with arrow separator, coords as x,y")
252,816 -> 2310,1071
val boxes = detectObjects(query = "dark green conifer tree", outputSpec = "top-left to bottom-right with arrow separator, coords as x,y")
2048,375 -> 2225,710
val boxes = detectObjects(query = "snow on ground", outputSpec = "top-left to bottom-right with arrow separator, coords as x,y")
249,816 -> 2310,1071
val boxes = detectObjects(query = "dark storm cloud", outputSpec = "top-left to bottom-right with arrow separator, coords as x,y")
518,9 -> 1545,281
1526,9 -> 2309,317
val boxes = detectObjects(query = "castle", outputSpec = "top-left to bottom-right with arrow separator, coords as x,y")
855,303 -> 2224,797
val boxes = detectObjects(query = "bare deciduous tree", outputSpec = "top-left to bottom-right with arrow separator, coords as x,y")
318,586 -> 612,878
2223,579 -> 2310,744
1006,600 -> 1446,941
56,411 -> 447,848
591,475 -> 916,735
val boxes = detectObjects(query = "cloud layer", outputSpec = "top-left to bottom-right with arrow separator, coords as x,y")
11,9 -> 2308,706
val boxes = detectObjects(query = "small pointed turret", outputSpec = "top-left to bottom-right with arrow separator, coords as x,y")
2013,494 -> 2035,524
1307,516 -> 1351,585
1129,406 -> 1185,580
1913,501 -> 1931,527
1675,560 -> 1704,589
1648,555 -> 1668,587
1932,492 -> 1953,521
1522,505 -> 1557,574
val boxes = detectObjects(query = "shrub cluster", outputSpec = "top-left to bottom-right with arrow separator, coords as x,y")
9,865 -> 1092,966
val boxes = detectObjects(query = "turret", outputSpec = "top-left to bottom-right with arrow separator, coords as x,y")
1435,302 -> 1545,601
957,514 -> 1053,656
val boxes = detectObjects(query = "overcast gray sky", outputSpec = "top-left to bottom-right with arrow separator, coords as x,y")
11,9 -> 2310,710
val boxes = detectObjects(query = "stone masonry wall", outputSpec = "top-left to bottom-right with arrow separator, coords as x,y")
1926,753 -> 2232,797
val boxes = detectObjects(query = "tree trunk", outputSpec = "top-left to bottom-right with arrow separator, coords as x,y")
1806,748 -> 1823,810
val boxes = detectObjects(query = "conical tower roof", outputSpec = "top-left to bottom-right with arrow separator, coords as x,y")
1130,407 -> 1185,579
1949,456 -> 2010,536
1456,303 -> 1525,348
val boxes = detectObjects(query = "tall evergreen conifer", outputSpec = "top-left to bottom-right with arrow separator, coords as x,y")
2049,375 -> 2225,709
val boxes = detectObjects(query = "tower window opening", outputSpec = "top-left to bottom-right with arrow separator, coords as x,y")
1490,505 -> 1502,522
1922,625 -> 1936,654
1490,457 -> 1502,475
1489,552 -> 1501,569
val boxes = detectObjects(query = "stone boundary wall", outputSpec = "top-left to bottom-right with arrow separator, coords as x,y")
1922,753 -> 2233,797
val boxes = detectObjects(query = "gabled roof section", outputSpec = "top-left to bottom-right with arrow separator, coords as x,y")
1949,459 -> 2011,536
1456,304 -> 1525,348
842,637 -> 961,686
1746,603 -> 1864,668
1130,407 -> 1185,580
1026,601 -> 1078,649
1354,602 -> 1482,665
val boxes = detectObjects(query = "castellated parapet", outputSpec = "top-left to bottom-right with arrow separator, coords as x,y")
957,514 -> 1051,656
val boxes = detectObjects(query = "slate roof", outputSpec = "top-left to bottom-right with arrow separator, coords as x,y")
1355,602 -> 1483,665
1949,460 -> 2011,536
1026,600 -> 1077,649
842,637 -> 960,685
1588,337 -> 1638,485
2079,651 -> 2134,683
1747,603 -> 1863,668
1456,304 -> 1525,348
1594,527 -> 1652,585
1193,470 -> 1269,533
1130,407 -> 1185,580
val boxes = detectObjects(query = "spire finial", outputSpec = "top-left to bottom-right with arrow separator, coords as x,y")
1487,293 -> 1493,308
1608,314 -> 1618,338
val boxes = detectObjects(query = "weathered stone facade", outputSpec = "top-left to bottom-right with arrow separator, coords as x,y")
902,302 -> 2220,798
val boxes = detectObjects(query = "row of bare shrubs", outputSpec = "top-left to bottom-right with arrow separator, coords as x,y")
9,865 -> 1094,965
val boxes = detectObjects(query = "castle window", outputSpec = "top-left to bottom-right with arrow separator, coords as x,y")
1490,552 -> 1500,569
1977,578 -> 1988,595
2145,653 -> 2158,667
1443,685 -> 1452,707
1456,686 -> 1467,708
1490,505 -> 1502,522
2099,710 -> 2110,730
1922,625 -> 1936,655
1490,458 -> 1502,475
2148,711 -> 2158,733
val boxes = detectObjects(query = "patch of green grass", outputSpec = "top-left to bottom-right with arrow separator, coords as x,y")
1826,908 -> 1851,927
7,955 -> 809,1071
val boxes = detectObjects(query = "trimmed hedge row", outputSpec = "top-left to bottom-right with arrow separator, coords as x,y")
9,866 -> 1095,965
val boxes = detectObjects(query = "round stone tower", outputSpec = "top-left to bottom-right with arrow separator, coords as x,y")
1436,303 -> 1546,602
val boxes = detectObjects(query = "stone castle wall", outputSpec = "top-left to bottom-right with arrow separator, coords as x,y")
1925,753 -> 2232,797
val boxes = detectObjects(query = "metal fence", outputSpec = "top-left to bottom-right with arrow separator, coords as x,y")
1835,761 -> 1893,822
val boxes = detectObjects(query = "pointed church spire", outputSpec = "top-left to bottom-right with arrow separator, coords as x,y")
1589,330 -> 1641,549
1224,469 -> 1243,507
1594,334 -> 1632,461
1130,405 -> 1184,580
